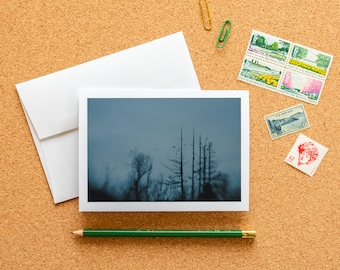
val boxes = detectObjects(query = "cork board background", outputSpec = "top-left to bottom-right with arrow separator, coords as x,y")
1,0 -> 339,269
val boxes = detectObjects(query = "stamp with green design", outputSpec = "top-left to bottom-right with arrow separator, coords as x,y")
288,44 -> 332,77
246,30 -> 291,63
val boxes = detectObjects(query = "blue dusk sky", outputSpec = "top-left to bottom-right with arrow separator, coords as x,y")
88,98 -> 241,186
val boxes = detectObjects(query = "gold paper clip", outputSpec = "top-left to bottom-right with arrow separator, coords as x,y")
216,20 -> 232,48
199,0 -> 212,30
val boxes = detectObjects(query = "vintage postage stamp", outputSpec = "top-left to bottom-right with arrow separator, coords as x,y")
238,30 -> 333,105
264,104 -> 310,140
239,55 -> 283,92
288,44 -> 333,77
246,30 -> 292,63
284,134 -> 328,177
279,70 -> 324,105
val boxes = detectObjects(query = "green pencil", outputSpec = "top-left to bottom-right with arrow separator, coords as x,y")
72,229 -> 256,238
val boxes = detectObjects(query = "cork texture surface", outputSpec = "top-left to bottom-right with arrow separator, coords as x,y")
1,0 -> 339,269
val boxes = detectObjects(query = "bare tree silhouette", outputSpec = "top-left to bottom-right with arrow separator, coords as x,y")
162,126 -> 187,200
191,129 -> 195,200
198,135 -> 202,195
128,148 -> 153,201
201,137 -> 209,187
88,126 -> 236,202
208,142 -> 216,182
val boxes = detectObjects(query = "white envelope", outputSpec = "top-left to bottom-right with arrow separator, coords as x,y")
16,32 -> 201,203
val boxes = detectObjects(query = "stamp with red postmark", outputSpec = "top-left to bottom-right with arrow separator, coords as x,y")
284,134 -> 328,177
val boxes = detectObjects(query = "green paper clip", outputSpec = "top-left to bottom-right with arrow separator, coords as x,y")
216,20 -> 232,48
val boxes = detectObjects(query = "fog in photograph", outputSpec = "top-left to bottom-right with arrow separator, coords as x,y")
88,98 -> 242,202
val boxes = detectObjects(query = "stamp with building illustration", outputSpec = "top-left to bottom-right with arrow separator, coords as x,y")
264,104 -> 310,140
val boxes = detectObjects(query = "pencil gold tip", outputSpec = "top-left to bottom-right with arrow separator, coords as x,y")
242,230 -> 256,238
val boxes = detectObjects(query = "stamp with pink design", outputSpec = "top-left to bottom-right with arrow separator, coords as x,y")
284,134 -> 328,177
279,70 -> 324,105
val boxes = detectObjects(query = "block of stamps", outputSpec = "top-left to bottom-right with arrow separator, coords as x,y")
284,134 -> 328,177
238,30 -> 333,105
264,104 -> 310,140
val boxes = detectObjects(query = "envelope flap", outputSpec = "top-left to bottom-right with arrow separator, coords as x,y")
16,32 -> 199,140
